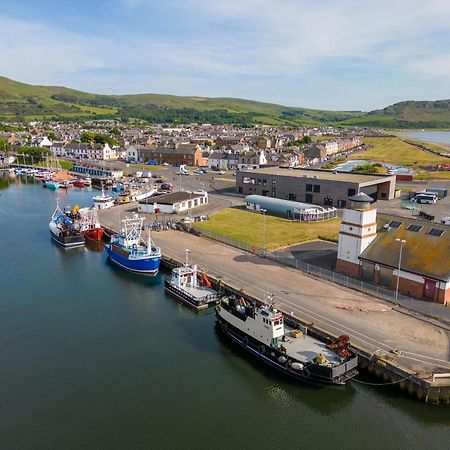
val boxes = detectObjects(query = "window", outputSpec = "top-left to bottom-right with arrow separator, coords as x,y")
288,193 -> 297,201
406,224 -> 422,232
337,200 -> 346,208
306,183 -> 312,192
388,221 -> 403,228
427,228 -> 444,237
313,184 -> 321,193
305,193 -> 313,203
324,197 -> 333,206
348,188 -> 356,196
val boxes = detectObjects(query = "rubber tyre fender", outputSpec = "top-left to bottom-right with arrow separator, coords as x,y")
302,366 -> 311,378
220,321 -> 228,333
242,336 -> 249,346
285,359 -> 292,368
258,345 -> 265,355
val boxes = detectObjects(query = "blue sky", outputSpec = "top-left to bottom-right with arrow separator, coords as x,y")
1,0 -> 449,110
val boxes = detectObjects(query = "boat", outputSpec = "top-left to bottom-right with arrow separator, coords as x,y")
165,250 -> 219,310
84,176 -> 92,186
78,207 -> 104,241
46,181 -> 61,190
112,183 -> 124,192
49,204 -> 85,248
93,187 -> 115,210
215,296 -> 358,385
134,187 -> 157,201
105,215 -> 161,275
74,178 -> 85,188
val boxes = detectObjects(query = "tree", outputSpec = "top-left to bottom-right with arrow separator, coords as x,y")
0,137 -> 11,152
46,131 -> 58,141
18,146 -> 51,158
301,135 -> 312,144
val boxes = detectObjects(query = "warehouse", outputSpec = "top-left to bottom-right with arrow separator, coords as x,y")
245,195 -> 337,221
137,190 -> 208,214
236,167 -> 396,208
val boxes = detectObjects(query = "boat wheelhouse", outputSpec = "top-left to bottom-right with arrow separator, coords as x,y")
216,296 -> 358,385
105,215 -> 161,275
165,250 -> 219,310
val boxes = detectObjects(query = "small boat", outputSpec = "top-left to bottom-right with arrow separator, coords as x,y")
105,215 -> 161,275
49,204 -> 85,248
93,187 -> 115,210
46,181 -> 61,190
74,179 -> 85,188
165,250 -> 219,310
112,184 -> 124,192
215,296 -> 358,385
84,177 -> 92,187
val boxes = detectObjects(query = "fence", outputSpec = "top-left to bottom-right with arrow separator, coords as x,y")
192,226 -> 413,306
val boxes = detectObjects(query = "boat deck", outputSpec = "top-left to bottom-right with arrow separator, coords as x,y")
281,326 -> 343,366
181,284 -> 218,301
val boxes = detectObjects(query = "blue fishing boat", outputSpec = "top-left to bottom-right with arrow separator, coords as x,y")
105,215 -> 161,275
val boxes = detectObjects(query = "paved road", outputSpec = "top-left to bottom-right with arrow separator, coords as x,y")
98,205 -> 450,378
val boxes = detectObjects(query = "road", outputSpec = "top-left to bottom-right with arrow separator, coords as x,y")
98,204 -> 450,378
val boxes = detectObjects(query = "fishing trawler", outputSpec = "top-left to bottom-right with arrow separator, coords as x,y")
165,250 -> 219,310
78,207 -> 104,241
49,204 -> 85,248
216,296 -> 358,385
105,215 -> 161,275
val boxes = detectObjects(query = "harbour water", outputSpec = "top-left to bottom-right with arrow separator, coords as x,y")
0,175 -> 449,449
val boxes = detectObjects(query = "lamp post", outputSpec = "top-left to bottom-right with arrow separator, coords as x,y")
394,238 -> 406,306
260,208 -> 267,256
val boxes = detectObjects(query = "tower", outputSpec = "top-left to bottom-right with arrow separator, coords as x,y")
336,193 -> 377,278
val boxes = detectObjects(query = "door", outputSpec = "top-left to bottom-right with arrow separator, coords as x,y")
423,279 -> 437,300
305,193 -> 313,203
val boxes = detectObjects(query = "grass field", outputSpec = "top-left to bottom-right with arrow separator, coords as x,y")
128,163 -> 167,171
355,137 -> 449,166
195,208 -> 340,249
414,170 -> 450,180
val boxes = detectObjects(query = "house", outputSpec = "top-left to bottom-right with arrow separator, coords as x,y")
215,136 -> 243,147
50,142 -> 67,157
237,151 -> 267,170
336,193 -> 450,304
65,143 -> 116,160
208,151 -> 228,169
304,144 -> 327,163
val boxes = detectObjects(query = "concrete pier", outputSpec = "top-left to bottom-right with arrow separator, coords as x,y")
99,204 -> 450,404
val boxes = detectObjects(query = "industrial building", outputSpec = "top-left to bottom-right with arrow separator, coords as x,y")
137,190 -> 208,214
337,193 -> 450,304
236,167 -> 396,208
245,195 -> 337,221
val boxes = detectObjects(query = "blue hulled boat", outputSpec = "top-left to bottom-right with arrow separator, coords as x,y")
105,215 -> 161,275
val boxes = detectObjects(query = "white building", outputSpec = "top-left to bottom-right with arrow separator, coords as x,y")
138,190 -> 208,214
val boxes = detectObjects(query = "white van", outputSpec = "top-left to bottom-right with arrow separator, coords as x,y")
441,217 -> 450,225
413,193 -> 437,204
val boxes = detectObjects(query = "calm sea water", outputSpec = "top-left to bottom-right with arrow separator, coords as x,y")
401,130 -> 450,146
0,175 -> 449,450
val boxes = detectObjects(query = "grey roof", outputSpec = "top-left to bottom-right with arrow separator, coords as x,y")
138,191 -> 204,205
245,195 -> 326,212
349,192 -> 373,203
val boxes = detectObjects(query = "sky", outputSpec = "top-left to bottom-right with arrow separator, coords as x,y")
0,0 -> 449,111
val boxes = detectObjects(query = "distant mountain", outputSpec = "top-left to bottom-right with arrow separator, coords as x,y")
0,76 -> 448,128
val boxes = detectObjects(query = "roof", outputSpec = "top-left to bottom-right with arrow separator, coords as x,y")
360,218 -> 450,282
245,195 -> 327,212
240,167 -> 395,185
138,191 -> 205,205
349,192 -> 373,202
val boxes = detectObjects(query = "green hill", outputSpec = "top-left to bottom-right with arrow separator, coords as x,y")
0,76 -> 448,128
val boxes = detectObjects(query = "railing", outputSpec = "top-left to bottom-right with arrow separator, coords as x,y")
191,226 -> 416,306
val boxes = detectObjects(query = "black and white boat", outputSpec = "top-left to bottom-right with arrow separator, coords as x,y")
165,250 -> 219,310
49,204 -> 85,248
216,296 -> 358,385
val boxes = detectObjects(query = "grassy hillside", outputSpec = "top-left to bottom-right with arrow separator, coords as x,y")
0,76 -> 448,128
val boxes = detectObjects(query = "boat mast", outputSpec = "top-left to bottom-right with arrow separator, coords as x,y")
185,249 -> 190,267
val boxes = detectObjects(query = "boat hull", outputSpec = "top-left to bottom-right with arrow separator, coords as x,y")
106,244 -> 161,275
49,228 -> 85,248
164,279 -> 218,310
83,227 -> 104,241
215,314 -> 358,385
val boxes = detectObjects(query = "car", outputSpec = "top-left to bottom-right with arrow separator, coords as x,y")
218,170 -> 225,175
162,162 -> 170,166
413,194 -> 437,204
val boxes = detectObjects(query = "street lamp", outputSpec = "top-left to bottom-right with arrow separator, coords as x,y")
260,208 -> 267,256
394,238 -> 406,306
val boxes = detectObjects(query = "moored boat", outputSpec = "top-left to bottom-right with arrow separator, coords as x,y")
105,215 -> 161,275
46,181 -> 60,190
78,207 -> 104,241
93,187 -> 115,210
49,204 -> 85,248
216,296 -> 358,385
74,179 -> 85,188
165,250 -> 219,310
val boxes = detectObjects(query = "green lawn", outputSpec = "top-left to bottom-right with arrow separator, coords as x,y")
414,170 -> 450,180
128,163 -> 167,171
356,137 -> 449,166
195,208 -> 341,249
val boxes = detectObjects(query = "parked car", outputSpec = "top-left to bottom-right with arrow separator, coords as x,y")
413,193 -> 437,204
441,217 -> 450,225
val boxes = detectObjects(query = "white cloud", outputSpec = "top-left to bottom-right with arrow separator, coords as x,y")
409,55 -> 450,77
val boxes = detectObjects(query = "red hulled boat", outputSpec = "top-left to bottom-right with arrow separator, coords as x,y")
79,207 -> 104,241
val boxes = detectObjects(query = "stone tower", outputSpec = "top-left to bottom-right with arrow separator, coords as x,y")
336,192 -> 377,278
